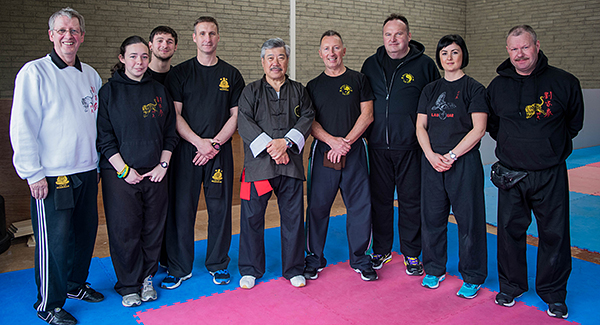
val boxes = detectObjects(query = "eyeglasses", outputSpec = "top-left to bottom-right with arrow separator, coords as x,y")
53,29 -> 81,36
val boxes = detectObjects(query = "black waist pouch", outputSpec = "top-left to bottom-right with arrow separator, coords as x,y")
491,161 -> 528,190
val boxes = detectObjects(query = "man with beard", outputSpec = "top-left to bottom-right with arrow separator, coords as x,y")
148,26 -> 178,84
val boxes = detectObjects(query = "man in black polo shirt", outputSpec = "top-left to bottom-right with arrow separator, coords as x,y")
304,31 -> 377,281
162,16 -> 244,288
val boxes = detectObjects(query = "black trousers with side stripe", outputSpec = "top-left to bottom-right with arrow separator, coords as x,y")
31,170 -> 98,312
305,139 -> 372,271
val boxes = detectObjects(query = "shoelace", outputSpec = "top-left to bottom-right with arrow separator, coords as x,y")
406,257 -> 420,265
464,283 -> 479,289
143,276 -> 153,289
214,270 -> 229,276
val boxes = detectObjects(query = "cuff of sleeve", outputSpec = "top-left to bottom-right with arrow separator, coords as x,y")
27,171 -> 45,185
250,132 -> 273,158
285,128 -> 305,152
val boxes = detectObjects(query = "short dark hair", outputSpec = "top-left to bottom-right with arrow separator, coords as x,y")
149,26 -> 178,45
435,34 -> 469,70
194,16 -> 219,34
507,25 -> 537,44
320,30 -> 343,45
383,13 -> 409,33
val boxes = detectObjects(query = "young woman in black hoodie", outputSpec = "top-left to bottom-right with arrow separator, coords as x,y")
415,34 -> 488,298
97,36 -> 178,307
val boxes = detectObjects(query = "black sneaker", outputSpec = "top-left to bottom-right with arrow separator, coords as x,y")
67,283 -> 104,302
354,267 -> 378,281
547,302 -> 568,319
370,253 -> 392,270
37,307 -> 77,325
404,256 -> 424,276
494,292 -> 522,307
209,270 -> 231,285
303,266 -> 323,280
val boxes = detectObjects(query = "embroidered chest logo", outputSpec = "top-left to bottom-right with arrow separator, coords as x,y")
294,105 -> 301,117
81,86 -> 98,113
142,97 -> 164,118
212,169 -> 223,183
525,92 -> 553,119
56,176 -> 70,189
401,73 -> 414,84
219,77 -> 230,91
339,84 -> 353,96
430,92 -> 456,120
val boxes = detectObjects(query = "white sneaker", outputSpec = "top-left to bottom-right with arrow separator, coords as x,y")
141,275 -> 157,302
239,275 -> 256,289
290,275 -> 306,288
122,293 -> 141,307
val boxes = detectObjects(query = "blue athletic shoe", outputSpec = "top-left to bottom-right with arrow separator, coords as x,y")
210,269 -> 231,285
421,274 -> 445,289
160,272 -> 192,290
457,282 -> 481,299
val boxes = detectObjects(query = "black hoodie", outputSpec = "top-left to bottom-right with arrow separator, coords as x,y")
361,41 -> 440,150
97,70 -> 179,171
486,50 -> 584,171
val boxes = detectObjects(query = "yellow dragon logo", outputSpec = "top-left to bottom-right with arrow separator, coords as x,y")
142,99 -> 158,118
525,96 -> 552,119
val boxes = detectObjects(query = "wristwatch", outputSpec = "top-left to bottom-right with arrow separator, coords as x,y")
211,142 -> 221,151
448,151 -> 457,161
284,137 -> 293,149
160,161 -> 168,168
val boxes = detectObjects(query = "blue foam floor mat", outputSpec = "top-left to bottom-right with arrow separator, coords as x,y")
0,211 -> 597,324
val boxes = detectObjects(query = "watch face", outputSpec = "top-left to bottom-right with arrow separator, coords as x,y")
212,142 -> 221,151
160,162 -> 168,168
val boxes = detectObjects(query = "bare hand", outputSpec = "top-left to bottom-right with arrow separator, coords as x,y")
29,178 -> 48,200
327,137 -> 351,163
192,152 -> 211,166
274,152 -> 290,165
266,138 -> 288,160
124,168 -> 144,184
142,164 -> 168,183
427,153 -> 453,173
193,138 -> 218,164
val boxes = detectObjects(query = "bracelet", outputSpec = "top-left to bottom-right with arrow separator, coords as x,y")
117,164 -> 129,179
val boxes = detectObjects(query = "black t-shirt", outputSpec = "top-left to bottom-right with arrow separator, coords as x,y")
417,75 -> 488,152
382,50 -> 408,88
165,57 -> 245,138
147,68 -> 170,85
306,68 -> 374,137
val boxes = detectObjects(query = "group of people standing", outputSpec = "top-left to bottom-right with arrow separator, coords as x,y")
9,7 -> 583,325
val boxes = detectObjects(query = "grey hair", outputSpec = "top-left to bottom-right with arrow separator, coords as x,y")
49,7 -> 86,34
506,25 -> 537,44
260,38 -> 290,58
